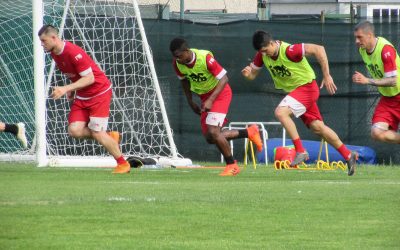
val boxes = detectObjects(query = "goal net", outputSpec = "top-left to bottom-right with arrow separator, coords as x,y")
0,0 -> 191,167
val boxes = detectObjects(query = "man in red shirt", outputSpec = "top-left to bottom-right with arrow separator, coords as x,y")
352,21 -> 400,144
38,25 -> 130,173
170,38 -> 263,176
0,121 -> 27,148
242,30 -> 358,175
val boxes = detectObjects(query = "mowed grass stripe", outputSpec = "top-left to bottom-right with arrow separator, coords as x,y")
0,164 -> 399,249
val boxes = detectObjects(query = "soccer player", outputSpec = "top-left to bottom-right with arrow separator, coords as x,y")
0,121 -> 28,148
38,25 -> 130,174
169,38 -> 263,176
242,30 -> 358,176
352,21 -> 400,144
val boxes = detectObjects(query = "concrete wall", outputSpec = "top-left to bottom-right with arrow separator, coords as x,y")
269,3 -> 338,15
363,4 -> 400,17
136,1 -> 400,17
137,0 -> 257,14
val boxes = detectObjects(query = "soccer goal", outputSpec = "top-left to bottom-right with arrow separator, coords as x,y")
0,0 -> 191,167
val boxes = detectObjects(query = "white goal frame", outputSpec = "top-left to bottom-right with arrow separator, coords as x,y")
0,0 -> 191,167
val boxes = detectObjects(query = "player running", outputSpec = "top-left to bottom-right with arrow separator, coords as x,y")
38,25 -> 130,174
352,21 -> 400,144
242,30 -> 358,176
169,38 -> 263,176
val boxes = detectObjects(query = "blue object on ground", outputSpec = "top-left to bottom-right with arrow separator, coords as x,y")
257,138 -> 377,165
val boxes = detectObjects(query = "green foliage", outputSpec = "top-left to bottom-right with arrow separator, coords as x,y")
0,164 -> 399,249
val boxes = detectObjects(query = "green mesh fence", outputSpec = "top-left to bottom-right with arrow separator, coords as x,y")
1,8 -> 398,163
143,19 -> 400,164
0,1 -> 35,153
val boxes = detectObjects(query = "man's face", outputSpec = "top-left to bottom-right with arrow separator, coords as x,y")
354,29 -> 372,49
259,41 -> 276,57
173,49 -> 192,64
39,33 -> 57,52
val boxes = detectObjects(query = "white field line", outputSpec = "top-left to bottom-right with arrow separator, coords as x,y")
104,180 -> 400,185
107,196 -> 156,202
102,181 -> 175,185
293,180 -> 400,185
0,200 -> 65,206
0,196 -> 157,205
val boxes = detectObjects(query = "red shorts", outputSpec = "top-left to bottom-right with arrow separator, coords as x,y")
288,80 -> 323,126
68,89 -> 112,124
372,94 -> 400,131
199,84 -> 232,135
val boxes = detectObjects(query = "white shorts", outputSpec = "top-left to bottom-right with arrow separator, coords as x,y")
88,116 -> 109,132
278,95 -> 306,118
205,112 -> 226,127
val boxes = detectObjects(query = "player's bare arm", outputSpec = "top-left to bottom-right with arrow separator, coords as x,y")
66,91 -> 76,100
51,73 -> 95,99
180,78 -> 201,115
67,72 -> 95,91
304,43 -> 337,95
241,65 -> 260,80
352,71 -> 397,87
202,74 -> 228,112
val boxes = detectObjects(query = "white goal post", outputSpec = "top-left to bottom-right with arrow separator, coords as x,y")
0,0 -> 191,167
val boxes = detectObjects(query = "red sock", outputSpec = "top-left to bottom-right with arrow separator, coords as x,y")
337,144 -> 351,160
115,155 -> 127,165
292,138 -> 305,153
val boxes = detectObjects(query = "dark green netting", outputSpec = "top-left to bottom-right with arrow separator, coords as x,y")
143,19 -> 400,163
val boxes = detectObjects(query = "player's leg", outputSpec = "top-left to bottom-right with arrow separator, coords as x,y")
370,96 -> 400,144
208,126 -> 240,177
68,99 -> 92,139
68,101 -> 120,142
94,91 -> 129,173
68,111 -> 124,159
306,98 -> 357,176
0,121 -> 28,148
86,120 -> 129,173
221,125 -> 263,152
16,123 -> 28,148
281,82 -> 322,166
204,83 -> 263,151
206,125 -> 234,163
89,128 -> 125,158
309,120 -> 343,148
275,105 -> 300,140
68,121 -> 92,139
200,85 -> 239,176
309,119 -> 358,175
201,112 -> 239,176
371,122 -> 400,143
69,91 -> 130,173
275,97 -> 308,166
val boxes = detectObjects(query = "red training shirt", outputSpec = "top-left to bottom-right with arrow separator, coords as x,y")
51,41 -> 111,99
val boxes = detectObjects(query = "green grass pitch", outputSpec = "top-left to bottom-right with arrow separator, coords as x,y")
0,163 -> 399,249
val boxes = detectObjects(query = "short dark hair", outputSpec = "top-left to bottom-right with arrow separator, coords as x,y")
252,30 -> 273,51
38,25 -> 58,36
169,38 -> 189,53
354,21 -> 375,35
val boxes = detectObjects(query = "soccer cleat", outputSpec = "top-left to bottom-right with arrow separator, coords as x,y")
219,162 -> 240,176
16,123 -> 28,149
290,152 -> 309,167
112,162 -> 131,174
247,125 -> 263,152
107,131 -> 120,144
346,151 -> 358,176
